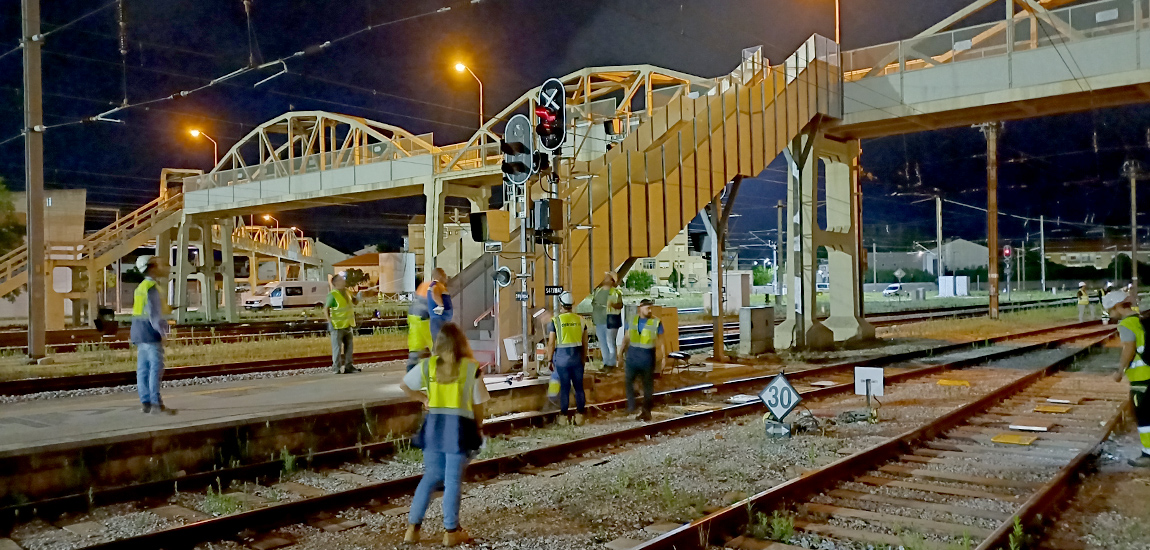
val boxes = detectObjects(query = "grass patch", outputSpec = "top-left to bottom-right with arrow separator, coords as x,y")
476,436 -> 517,459
279,447 -> 298,477
201,483 -> 243,517
394,440 -> 423,464
747,510 -> 795,543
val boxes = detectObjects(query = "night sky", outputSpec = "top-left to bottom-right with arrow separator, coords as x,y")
2,0 -> 1148,256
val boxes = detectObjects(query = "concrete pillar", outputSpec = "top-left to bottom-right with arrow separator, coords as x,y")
819,138 -> 874,343
45,266 -> 66,331
248,253 -> 260,287
220,217 -> 238,322
200,221 -> 218,322
776,132 -> 833,349
424,178 -> 448,276
174,217 -> 193,323
156,227 -> 172,315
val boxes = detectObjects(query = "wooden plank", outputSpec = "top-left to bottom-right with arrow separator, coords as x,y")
925,442 -> 1074,463
793,521 -> 948,550
827,489 -> 1011,521
880,464 -> 1039,488
803,503 -> 993,538
856,476 -> 1021,502
951,431 -> 1088,450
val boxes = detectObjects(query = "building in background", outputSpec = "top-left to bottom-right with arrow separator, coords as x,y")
332,252 -> 417,299
869,238 -> 989,276
634,229 -> 709,290
1044,239 -> 1149,269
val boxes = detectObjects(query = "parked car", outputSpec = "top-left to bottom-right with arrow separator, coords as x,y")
244,281 -> 328,310
882,283 -> 905,297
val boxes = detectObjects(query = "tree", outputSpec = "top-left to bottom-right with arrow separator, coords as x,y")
752,265 -> 772,286
0,180 -> 25,302
624,270 -> 655,293
343,268 -> 369,288
668,267 -> 682,290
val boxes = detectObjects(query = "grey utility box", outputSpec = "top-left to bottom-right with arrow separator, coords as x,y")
739,306 -> 774,356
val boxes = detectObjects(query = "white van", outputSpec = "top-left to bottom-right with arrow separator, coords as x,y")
244,281 -> 328,310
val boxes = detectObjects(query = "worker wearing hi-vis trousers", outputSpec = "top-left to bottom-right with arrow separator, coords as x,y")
406,277 -> 433,372
618,298 -> 665,422
1105,290 -> 1150,467
546,292 -> 588,425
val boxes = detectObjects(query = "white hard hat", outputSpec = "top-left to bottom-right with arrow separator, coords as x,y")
1078,282 -> 1086,287
135,255 -> 156,273
559,291 -> 574,306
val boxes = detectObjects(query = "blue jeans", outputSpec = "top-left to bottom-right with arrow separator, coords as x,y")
409,451 -> 469,530
136,342 -> 164,406
596,324 -> 619,367
555,360 -> 586,414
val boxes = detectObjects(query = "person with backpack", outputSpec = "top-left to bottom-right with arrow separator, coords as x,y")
591,272 -> 623,369
400,322 -> 489,546
1104,290 -> 1150,467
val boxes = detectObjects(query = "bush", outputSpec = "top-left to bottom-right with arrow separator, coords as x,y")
752,266 -> 772,286
625,270 -> 655,293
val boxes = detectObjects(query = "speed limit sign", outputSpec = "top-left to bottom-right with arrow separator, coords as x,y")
759,373 -> 802,421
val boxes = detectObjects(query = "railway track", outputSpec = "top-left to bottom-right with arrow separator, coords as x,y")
0,323 -> 1112,549
642,347 -> 1127,550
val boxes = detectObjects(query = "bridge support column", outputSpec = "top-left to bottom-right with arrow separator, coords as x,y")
776,131 -> 833,349
174,217 -> 193,323
156,227 -> 172,315
201,221 -> 218,322
819,137 -> 874,343
423,178 -> 447,276
776,133 -> 871,349
220,217 -> 238,323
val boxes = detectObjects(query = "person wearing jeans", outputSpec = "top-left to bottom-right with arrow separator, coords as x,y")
591,273 -> 623,369
617,299 -> 665,421
130,255 -> 175,415
546,292 -> 588,425
400,323 -> 489,546
325,272 -> 358,374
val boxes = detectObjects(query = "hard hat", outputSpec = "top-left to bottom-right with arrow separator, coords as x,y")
558,291 -> 573,306
135,255 -> 156,273
1078,282 -> 1086,287
1102,290 -> 1129,311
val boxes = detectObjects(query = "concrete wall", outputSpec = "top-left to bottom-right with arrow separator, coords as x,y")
13,189 -> 86,243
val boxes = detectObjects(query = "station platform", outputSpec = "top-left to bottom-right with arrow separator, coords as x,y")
0,364 -> 545,458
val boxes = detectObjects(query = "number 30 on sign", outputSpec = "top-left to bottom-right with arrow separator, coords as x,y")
759,373 -> 801,421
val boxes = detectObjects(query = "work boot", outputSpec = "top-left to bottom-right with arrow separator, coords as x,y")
151,404 -> 177,415
403,524 -> 420,544
636,410 -> 652,422
574,413 -> 585,426
443,528 -> 471,546
1129,454 -> 1150,468
343,366 -> 361,374
141,403 -> 151,414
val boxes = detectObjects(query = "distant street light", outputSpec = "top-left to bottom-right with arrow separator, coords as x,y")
189,129 -> 218,167
454,63 -> 485,141
263,214 -> 279,228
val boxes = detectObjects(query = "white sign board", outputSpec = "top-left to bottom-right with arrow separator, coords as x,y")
759,373 -> 802,421
854,367 -> 885,397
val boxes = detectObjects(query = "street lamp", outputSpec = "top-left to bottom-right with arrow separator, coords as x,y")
263,214 -> 279,229
189,129 -> 218,167
454,63 -> 484,140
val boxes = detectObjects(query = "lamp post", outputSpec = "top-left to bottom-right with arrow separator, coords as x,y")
454,63 -> 484,147
835,0 -> 841,44
263,214 -> 279,229
189,129 -> 218,167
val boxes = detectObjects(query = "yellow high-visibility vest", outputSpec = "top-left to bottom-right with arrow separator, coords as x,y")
132,278 -> 158,316
329,289 -> 356,329
1077,289 -> 1089,305
1120,315 -> 1150,382
628,317 -> 661,349
553,313 -> 584,348
421,356 -> 478,418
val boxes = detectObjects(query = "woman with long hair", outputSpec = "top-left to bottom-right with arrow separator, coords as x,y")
400,322 -> 489,546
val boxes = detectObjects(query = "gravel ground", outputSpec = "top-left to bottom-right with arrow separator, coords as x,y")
0,360 -> 405,404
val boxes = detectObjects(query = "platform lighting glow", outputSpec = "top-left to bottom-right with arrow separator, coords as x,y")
189,129 -> 201,137
454,62 -> 466,72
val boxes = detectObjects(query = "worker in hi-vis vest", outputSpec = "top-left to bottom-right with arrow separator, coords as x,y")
1077,282 -> 1094,322
1105,290 -> 1150,467
545,292 -> 589,425
617,298 -> 665,422
325,271 -> 359,374
406,275 -> 434,372
131,255 -> 175,415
